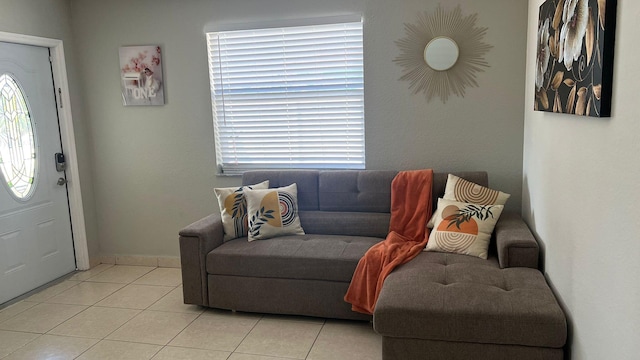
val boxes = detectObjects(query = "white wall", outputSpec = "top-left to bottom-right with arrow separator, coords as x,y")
69,0 -> 528,257
523,1 -> 640,358
0,0 -> 100,261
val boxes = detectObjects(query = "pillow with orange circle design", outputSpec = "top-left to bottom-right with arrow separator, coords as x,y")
425,198 -> 504,259
444,174 -> 510,206
244,183 -> 305,241
428,174 -> 510,228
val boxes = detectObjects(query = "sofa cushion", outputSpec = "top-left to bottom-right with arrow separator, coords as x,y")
207,234 -> 382,282
374,252 -> 567,349
318,170 -> 397,212
241,170 -> 491,214
242,170 -> 320,210
298,211 -> 390,238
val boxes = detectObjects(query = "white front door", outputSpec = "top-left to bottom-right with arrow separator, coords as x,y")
0,42 -> 76,305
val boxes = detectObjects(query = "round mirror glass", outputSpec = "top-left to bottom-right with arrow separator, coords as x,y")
424,37 -> 459,71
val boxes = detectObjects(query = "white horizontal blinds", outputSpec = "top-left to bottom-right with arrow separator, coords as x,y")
207,21 -> 365,175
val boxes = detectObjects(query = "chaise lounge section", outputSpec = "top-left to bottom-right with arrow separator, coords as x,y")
374,243 -> 567,359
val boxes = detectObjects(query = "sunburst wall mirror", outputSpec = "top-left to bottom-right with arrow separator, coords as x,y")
394,5 -> 493,103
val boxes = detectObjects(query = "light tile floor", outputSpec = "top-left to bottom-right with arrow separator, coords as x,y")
0,265 -> 381,360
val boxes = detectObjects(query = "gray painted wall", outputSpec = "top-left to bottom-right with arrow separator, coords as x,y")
524,0 -> 640,358
0,0 -> 100,261
69,0 -> 528,257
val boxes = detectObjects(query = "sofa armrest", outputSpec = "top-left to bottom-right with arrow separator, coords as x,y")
495,212 -> 539,269
179,214 -> 224,306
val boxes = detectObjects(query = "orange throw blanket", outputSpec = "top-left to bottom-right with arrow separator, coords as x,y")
344,169 -> 433,315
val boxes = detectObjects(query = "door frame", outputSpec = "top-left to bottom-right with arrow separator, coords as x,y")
0,31 -> 90,270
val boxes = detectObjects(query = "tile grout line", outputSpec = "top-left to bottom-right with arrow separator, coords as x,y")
84,268 -> 177,310
71,338 -> 165,359
229,316 -> 325,360
0,328 -> 44,335
159,309 -> 206,354
148,344 -> 165,360
304,320 -> 326,360
56,269 -> 148,359
0,264 -> 109,311
95,279 -> 164,342
49,273 -> 125,308
22,280 -> 82,303
65,267 -> 162,348
0,304 -> 36,328
71,337 -> 100,359
1,332 -> 44,359
0,265 -> 173,359
69,264 -> 114,282
45,303 -> 93,337
230,312 -> 265,355
68,271 -> 180,358
5,266 -> 379,360
88,306 -> 143,341
84,266 -> 156,285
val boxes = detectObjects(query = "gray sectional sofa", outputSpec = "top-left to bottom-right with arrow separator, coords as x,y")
179,170 -> 567,359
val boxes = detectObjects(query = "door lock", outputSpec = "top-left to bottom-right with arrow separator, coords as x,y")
55,153 -> 66,172
57,177 -> 68,186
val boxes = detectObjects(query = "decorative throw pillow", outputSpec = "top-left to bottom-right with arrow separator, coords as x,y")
425,198 -> 504,259
428,174 -> 510,228
214,180 -> 269,241
244,183 -> 305,241
444,173 -> 510,205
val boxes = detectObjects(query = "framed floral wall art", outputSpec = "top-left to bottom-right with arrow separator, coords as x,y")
535,0 -> 617,117
119,45 -> 165,106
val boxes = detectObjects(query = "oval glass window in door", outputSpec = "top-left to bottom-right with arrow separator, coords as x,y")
0,73 -> 37,200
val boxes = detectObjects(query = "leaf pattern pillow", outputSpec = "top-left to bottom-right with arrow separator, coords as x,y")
244,183 -> 305,241
425,198 -> 504,259
428,174 -> 510,228
214,180 -> 269,241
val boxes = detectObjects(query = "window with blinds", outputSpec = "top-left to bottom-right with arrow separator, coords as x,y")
206,20 -> 365,175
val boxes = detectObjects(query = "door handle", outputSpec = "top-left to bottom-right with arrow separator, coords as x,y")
57,178 -> 68,186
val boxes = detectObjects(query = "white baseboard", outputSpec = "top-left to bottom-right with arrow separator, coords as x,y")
96,255 -> 181,268
88,257 -> 102,268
